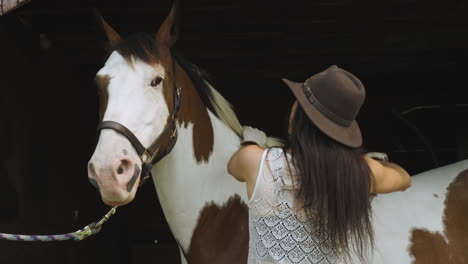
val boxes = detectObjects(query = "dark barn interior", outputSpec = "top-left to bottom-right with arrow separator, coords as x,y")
0,0 -> 467,263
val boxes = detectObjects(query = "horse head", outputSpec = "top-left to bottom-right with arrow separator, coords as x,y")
88,6 -> 180,206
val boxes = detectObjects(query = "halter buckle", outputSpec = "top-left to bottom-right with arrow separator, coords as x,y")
141,150 -> 151,162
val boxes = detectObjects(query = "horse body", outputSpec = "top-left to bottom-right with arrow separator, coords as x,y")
152,110 -> 246,255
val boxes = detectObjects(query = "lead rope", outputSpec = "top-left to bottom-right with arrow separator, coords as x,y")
0,206 -> 117,242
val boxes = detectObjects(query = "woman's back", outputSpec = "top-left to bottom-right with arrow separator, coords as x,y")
248,148 -> 339,264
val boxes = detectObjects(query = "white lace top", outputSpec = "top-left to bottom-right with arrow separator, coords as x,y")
248,148 -> 339,264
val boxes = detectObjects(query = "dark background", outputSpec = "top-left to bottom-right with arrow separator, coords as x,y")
0,0 -> 467,263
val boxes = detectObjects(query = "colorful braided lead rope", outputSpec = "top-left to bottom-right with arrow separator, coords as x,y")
0,207 -> 117,242
0,232 -> 79,241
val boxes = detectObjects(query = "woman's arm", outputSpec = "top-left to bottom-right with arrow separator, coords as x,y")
228,145 -> 264,183
228,126 -> 269,183
364,156 -> 412,194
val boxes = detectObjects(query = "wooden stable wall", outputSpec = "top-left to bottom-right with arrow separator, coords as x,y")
0,0 -> 467,263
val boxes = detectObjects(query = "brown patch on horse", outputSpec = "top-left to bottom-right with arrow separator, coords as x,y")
173,63 -> 214,163
409,169 -> 468,264
96,74 -> 110,120
187,195 -> 249,264
409,229 -> 450,264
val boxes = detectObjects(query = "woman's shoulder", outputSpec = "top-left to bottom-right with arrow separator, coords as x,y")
227,145 -> 266,183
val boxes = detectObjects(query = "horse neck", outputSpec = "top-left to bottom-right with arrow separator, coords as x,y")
150,74 -> 244,255
160,63 -> 241,170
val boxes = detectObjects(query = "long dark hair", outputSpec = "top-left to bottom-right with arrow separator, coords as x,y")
286,104 -> 374,263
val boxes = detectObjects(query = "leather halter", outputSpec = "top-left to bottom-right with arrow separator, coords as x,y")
97,57 -> 181,187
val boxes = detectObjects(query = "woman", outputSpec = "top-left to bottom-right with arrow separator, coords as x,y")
228,65 -> 411,264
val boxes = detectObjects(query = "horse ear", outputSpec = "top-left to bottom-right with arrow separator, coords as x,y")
94,9 -> 121,47
155,2 -> 179,50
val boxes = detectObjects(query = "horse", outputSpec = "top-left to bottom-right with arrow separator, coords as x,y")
87,7 -> 468,264
88,6 -> 281,263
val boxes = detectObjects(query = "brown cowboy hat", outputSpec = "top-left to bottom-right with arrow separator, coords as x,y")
282,65 -> 366,148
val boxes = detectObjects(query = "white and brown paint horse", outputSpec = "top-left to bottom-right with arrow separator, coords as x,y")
87,8 -> 468,264
88,7 -> 281,263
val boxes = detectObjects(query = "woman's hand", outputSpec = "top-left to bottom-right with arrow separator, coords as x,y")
241,126 -> 267,148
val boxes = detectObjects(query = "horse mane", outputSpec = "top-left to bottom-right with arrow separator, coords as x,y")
111,32 -> 283,146
172,51 -> 243,136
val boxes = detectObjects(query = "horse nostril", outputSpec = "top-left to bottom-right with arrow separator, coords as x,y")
116,159 -> 131,176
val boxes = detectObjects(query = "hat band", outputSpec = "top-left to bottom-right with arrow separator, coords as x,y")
303,82 -> 353,127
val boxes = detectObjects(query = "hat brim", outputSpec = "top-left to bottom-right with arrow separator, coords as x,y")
282,78 -> 363,148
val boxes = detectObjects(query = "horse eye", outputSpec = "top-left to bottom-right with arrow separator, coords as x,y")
151,77 -> 163,87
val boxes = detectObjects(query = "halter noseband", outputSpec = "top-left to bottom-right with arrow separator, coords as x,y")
96,57 -> 181,187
